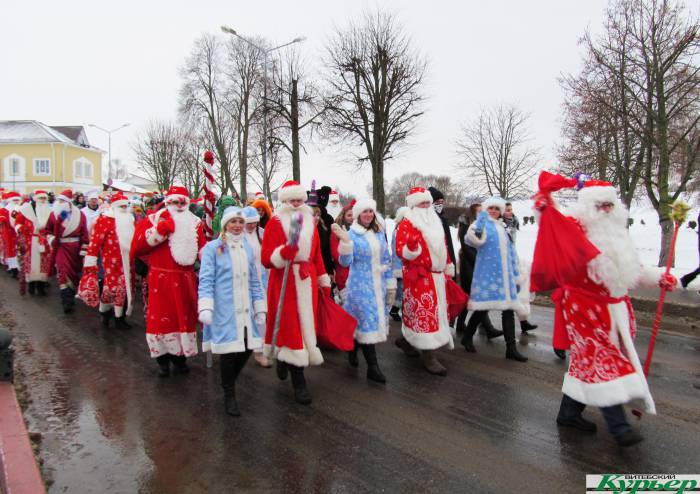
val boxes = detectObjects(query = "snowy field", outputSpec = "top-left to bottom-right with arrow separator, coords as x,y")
384,200 -> 700,288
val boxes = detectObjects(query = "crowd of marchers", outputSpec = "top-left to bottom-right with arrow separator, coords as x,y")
0,170 -> 680,448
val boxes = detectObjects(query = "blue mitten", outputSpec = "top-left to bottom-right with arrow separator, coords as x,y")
59,210 -> 70,221
474,210 -> 488,232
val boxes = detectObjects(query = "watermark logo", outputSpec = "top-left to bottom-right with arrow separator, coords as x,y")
586,474 -> 699,493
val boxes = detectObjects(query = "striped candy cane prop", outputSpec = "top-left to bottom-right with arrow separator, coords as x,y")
203,151 -> 216,240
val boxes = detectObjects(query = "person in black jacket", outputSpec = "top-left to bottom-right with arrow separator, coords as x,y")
428,187 -> 456,271
455,203 -> 503,339
312,184 -> 335,278
680,212 -> 700,289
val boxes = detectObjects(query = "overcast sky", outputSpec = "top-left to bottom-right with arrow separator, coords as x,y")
1,0 -> 621,197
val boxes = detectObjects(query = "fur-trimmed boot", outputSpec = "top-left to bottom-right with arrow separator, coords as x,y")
360,344 -> 386,383
289,365 -> 312,405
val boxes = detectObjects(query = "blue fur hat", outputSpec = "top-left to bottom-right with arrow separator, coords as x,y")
242,206 -> 260,224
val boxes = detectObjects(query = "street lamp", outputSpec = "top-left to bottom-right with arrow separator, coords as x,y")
88,123 -> 130,185
221,25 -> 305,199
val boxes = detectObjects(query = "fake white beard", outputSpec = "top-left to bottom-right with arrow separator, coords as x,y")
35,202 -> 51,227
168,208 -> 199,266
53,201 -> 70,214
569,199 -> 641,297
326,204 -> 342,220
406,206 -> 447,260
113,209 -> 135,252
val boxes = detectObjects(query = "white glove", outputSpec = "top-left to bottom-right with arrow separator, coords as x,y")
255,312 -> 266,328
199,310 -> 213,326
331,223 -> 350,243
386,289 -> 397,306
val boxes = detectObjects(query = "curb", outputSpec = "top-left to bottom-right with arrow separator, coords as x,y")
0,382 -> 45,494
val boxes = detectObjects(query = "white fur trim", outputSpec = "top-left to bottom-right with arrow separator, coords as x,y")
277,347 -> 309,367
352,198 -> 377,219
204,337 -> 262,354
468,299 -> 525,312
465,223 -> 487,247
402,272 -> 454,350
636,265 -> 664,289
146,332 -> 198,358
338,240 -> 353,256
278,183 -> 307,202
146,226 -> 166,247
254,299 -> 267,314
562,372 -> 655,413
386,277 -> 397,290
404,208 -> 447,271
393,269 -> 403,279
198,298 -> 214,313
83,255 -> 98,268
394,206 -> 409,224
406,191 -> 433,208
274,204 -> 315,262
113,213 -> 135,315
401,244 -> 422,261
482,196 -> 507,213
445,263 -> 455,277
318,273 -> 331,288
577,185 -> 618,205
60,205 -> 81,237
270,245 -> 287,269
167,210 -> 200,266
99,301 -> 113,313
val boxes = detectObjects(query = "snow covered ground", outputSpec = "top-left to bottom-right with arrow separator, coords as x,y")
384,200 -> 700,288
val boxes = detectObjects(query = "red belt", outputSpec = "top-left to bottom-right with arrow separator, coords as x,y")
404,263 -> 442,283
292,261 -> 312,280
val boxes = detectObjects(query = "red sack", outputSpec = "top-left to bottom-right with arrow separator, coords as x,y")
445,277 -> 469,320
316,289 -> 357,351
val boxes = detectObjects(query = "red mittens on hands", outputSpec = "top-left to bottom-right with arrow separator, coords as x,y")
156,216 -> 175,236
280,244 -> 299,261
407,233 -> 420,252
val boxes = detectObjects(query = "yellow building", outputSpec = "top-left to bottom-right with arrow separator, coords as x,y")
0,120 -> 104,195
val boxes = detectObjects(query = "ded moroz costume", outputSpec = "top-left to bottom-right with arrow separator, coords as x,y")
14,190 -> 52,294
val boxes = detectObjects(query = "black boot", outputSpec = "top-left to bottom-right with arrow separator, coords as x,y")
60,288 -> 74,314
389,306 -> 401,322
101,309 -> 113,328
37,282 -> 48,296
461,311 -> 484,352
456,309 -> 468,335
289,365 -> 312,405
348,341 -> 359,368
9,268 -> 18,279
276,360 -> 289,381
114,316 -> 132,330
360,344 -> 386,383
171,355 -> 190,374
481,313 -> 503,339
503,311 -> 528,362
520,320 -> 538,333
28,281 -> 36,295
554,348 -> 566,360
156,355 -> 170,378
221,353 -> 244,416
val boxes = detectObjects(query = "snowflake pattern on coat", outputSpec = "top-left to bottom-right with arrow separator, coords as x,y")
339,225 -> 396,344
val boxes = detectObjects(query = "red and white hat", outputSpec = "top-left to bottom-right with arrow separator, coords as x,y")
578,178 -> 617,205
165,186 -> 190,204
352,198 -> 377,219
406,186 -> 433,209
328,190 -> 340,203
4,191 -> 21,201
57,189 -> 73,203
33,189 -> 48,200
278,180 -> 307,203
110,192 -> 129,208
254,191 -> 265,200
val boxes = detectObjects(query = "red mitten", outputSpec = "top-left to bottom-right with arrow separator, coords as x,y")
78,266 -> 99,308
156,216 -> 175,236
280,244 -> 299,261
407,233 -> 420,252
659,273 -> 678,292
322,286 -> 331,298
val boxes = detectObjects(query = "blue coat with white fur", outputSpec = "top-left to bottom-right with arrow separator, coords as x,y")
466,216 -> 523,312
198,237 -> 266,353
339,223 -> 397,344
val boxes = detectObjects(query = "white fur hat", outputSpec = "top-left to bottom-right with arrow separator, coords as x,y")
220,206 -> 244,229
482,196 -> 507,213
242,206 -> 260,224
278,180 -> 307,203
352,198 -> 377,219
395,206 -> 409,223
406,187 -> 433,209
577,184 -> 618,206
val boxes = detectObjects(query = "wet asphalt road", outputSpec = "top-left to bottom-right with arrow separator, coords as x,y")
1,273 -> 699,494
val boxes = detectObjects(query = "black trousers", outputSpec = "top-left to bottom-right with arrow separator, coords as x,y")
557,394 -> 631,437
220,350 -> 252,395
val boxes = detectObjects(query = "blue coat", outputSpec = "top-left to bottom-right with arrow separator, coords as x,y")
391,228 -> 403,279
466,216 -> 523,312
198,237 -> 266,353
339,224 -> 396,344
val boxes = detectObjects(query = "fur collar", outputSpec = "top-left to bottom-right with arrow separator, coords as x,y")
61,204 -> 82,237
153,208 -> 200,266
350,222 -> 373,235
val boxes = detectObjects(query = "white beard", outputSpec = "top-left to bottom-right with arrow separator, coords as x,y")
167,209 -> 199,266
569,201 -> 641,297
53,201 -> 70,215
275,203 -> 315,261
326,204 -> 342,221
405,206 -> 447,267
35,202 -> 51,227
113,209 -> 135,254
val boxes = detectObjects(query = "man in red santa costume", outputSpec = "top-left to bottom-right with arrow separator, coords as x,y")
326,190 -> 343,220
43,189 -> 90,313
0,191 -> 22,278
395,186 -> 455,376
531,172 -> 677,447
14,190 -> 52,295
78,192 -> 135,330
131,185 -> 206,377
261,180 -> 331,405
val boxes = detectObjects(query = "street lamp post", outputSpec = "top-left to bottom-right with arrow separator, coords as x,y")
88,123 -> 130,187
221,26 -> 305,200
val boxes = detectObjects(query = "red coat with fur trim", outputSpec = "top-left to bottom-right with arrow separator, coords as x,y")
261,205 -> 330,367
131,209 -> 206,358
396,210 -> 455,351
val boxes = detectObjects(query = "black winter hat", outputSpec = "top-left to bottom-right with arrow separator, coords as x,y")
428,186 -> 444,202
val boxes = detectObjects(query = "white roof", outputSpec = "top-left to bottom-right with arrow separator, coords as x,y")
104,180 -> 149,194
0,121 -> 102,152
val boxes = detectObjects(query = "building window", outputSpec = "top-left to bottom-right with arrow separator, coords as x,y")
33,159 -> 50,176
75,161 -> 83,178
9,158 -> 21,176
74,158 -> 93,180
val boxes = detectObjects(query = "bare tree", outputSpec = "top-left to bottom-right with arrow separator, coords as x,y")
324,10 -> 426,215
455,105 -> 540,199
267,47 -> 327,182
177,125 -> 208,198
179,33 -> 240,198
132,120 -> 189,191
248,121 -> 289,202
